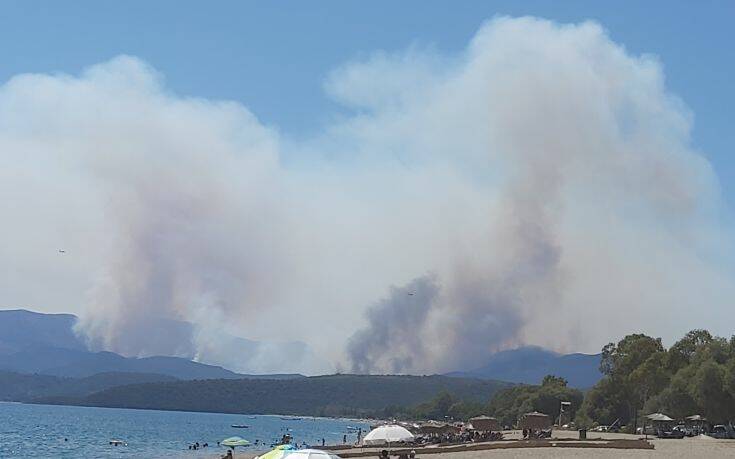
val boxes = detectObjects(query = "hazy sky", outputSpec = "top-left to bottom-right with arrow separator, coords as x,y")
1,2 -> 733,374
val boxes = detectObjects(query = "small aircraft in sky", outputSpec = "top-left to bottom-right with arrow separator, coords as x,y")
58,249 -> 66,253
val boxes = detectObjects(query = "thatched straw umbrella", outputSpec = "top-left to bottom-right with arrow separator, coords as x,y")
519,412 -> 551,430
468,416 -> 500,432
419,422 -> 459,435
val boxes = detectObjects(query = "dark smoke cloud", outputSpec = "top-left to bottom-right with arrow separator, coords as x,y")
347,275 -> 439,373
347,273 -> 528,374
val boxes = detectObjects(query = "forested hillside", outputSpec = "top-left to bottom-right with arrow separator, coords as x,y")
0,371 -> 177,401
35,374 -> 510,417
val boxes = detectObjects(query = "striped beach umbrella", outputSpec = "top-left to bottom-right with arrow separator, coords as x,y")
255,444 -> 296,459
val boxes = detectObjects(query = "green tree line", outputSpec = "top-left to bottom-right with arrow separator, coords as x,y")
389,329 -> 735,430
577,329 -> 735,429
382,375 -> 583,426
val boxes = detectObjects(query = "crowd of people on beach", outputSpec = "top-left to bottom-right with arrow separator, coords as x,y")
413,430 -> 503,445
521,428 -> 551,439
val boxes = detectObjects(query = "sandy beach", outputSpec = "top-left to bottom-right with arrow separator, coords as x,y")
426,431 -> 735,458
226,431 -> 735,459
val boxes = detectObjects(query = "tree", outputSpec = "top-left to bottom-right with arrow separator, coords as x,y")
488,375 -> 582,427
643,370 -> 698,420
668,329 -> 714,372
577,377 -> 628,428
630,352 -> 670,410
691,360 -> 735,423
586,330 -> 735,427
542,375 -> 568,387
597,334 -> 667,428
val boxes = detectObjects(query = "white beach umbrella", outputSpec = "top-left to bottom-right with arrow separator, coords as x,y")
363,425 -> 415,446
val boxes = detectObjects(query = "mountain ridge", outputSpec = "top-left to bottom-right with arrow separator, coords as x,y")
0,309 -> 304,380
445,346 -> 602,388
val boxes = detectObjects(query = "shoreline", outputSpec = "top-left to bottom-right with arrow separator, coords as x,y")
11,401 -> 373,423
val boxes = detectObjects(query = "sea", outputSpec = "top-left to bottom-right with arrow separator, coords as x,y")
0,402 -> 371,459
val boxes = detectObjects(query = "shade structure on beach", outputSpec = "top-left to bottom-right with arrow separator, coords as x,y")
222,436 -> 250,448
254,444 -> 296,459
519,412 -> 551,430
363,425 -> 415,446
686,414 -> 706,421
468,416 -> 500,432
646,413 -> 674,422
419,421 -> 459,435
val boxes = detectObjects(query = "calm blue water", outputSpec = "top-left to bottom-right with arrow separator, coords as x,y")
0,403 -> 370,459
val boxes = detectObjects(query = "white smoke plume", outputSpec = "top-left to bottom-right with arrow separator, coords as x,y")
1,17 -> 733,374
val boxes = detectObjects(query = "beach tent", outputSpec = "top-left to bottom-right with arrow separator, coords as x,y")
467,416 -> 500,432
222,436 -> 250,449
363,425 -> 415,446
519,412 -> 551,430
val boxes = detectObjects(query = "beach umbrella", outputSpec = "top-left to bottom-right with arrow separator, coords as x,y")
363,424 -> 415,446
519,412 -> 551,430
222,436 -> 251,449
280,449 -> 341,459
646,413 -> 674,422
254,444 -> 296,459
468,416 -> 500,432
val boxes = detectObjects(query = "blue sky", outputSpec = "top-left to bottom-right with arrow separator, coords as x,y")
1,1 -> 733,202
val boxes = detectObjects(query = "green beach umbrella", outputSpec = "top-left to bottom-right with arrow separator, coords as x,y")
254,444 -> 296,459
222,436 -> 251,449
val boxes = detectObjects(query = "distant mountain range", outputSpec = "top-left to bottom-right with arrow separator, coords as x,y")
0,309 -> 303,381
0,309 -> 602,391
446,346 -> 602,388
0,308 -> 604,419
0,309 -> 85,354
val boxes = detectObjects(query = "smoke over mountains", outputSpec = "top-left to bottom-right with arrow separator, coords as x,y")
1,17 -> 733,375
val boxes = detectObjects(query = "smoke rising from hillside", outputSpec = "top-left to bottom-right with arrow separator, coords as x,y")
1,17 -> 733,374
